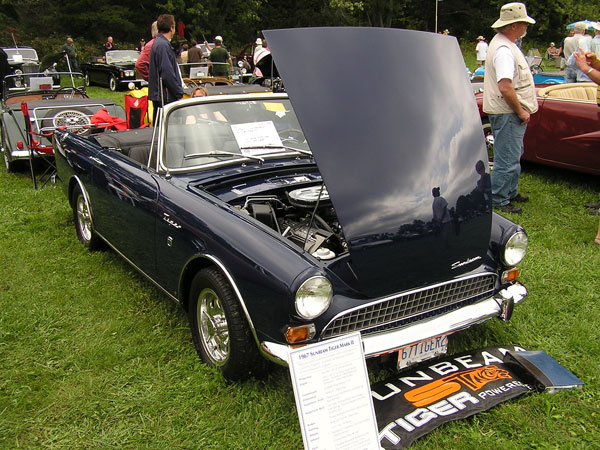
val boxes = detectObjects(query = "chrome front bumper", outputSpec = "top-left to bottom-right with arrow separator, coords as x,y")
260,283 -> 527,367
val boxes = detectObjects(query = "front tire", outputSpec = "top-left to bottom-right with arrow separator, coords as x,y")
83,72 -> 90,87
108,75 -> 117,92
188,268 -> 265,380
72,184 -> 101,249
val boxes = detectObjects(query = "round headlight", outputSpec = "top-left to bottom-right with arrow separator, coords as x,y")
503,231 -> 528,266
237,60 -> 244,68
295,276 -> 332,320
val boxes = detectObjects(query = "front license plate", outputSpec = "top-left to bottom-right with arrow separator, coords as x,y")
397,335 -> 449,370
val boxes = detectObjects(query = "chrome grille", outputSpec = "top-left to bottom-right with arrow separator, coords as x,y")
322,274 -> 496,338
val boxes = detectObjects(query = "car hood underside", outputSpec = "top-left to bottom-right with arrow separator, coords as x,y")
264,27 -> 492,296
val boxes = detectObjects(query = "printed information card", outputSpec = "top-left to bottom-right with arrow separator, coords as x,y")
289,332 -> 380,450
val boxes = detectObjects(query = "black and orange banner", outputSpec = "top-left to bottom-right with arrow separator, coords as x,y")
372,346 -> 534,449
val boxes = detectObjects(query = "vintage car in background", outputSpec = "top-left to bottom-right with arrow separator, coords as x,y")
471,65 -> 564,85
179,62 -> 250,87
2,46 -> 40,73
1,71 -> 125,173
476,82 -> 600,175
81,50 -> 145,91
54,28 -> 528,380
233,41 -> 256,71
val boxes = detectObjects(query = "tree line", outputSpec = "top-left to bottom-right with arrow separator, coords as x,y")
1,0 -> 598,56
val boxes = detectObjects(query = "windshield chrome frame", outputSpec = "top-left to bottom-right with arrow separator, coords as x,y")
156,93 -> 310,174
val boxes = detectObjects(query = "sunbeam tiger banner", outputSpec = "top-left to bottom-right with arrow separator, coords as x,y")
372,346 -> 534,449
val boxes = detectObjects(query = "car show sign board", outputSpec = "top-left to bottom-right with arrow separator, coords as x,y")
289,333 -> 380,450
372,345 -> 583,449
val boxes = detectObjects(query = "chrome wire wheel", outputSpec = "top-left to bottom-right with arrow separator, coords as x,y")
53,109 -> 90,135
197,287 -> 230,365
76,193 -> 93,243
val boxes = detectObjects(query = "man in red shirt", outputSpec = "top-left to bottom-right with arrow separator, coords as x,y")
135,21 -> 158,81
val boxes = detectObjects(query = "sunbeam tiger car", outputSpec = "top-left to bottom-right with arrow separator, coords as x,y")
54,27 -> 529,380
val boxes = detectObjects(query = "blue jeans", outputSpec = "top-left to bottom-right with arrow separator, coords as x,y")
489,113 -> 527,206
565,66 -> 577,83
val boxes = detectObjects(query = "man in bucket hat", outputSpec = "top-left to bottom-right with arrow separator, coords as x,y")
483,2 -> 537,215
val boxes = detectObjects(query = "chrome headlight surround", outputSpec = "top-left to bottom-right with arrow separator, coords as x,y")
295,276 -> 332,320
503,230 -> 528,267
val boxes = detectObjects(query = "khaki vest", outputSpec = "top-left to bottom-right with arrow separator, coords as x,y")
483,33 -> 538,114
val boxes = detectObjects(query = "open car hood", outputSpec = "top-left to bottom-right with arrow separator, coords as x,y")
264,27 -> 492,297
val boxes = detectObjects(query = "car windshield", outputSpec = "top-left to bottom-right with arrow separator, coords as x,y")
106,50 -> 139,64
199,43 -> 213,57
163,98 -> 311,171
4,48 -> 38,63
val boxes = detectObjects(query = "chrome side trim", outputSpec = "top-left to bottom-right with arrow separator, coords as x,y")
94,228 -> 180,305
260,283 -> 527,367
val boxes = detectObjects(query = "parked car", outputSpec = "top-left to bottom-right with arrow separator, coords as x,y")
233,41 -> 255,71
2,46 -> 40,74
1,71 -> 125,172
178,62 -> 234,88
476,82 -> 600,175
54,27 -> 528,380
82,50 -> 145,91
471,65 -> 564,85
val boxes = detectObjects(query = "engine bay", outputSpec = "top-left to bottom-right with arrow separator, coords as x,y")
238,184 -> 347,260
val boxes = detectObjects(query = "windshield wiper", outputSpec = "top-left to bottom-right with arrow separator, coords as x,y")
239,145 -> 312,156
183,150 -> 265,163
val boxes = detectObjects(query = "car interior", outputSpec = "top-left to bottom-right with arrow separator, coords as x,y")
537,82 -> 598,102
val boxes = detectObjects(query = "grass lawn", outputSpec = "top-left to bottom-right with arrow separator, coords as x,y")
1,82 -> 599,449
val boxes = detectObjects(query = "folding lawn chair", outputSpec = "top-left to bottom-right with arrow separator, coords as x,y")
20,102 -> 58,189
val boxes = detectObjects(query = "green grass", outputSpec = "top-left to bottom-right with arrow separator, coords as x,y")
1,86 -> 599,448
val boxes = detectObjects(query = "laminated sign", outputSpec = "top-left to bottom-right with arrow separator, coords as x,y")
373,346 -> 536,449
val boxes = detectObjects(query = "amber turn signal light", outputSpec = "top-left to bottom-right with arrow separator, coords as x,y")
501,267 -> 519,283
285,324 -> 316,344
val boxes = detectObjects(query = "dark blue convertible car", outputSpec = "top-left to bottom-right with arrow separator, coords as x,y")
54,28 -> 529,380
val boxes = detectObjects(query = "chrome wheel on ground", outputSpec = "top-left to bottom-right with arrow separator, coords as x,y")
109,75 -> 117,92
198,287 -> 230,365
188,268 -> 266,380
72,184 -> 101,249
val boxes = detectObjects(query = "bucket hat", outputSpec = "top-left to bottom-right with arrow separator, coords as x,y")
492,3 -> 535,29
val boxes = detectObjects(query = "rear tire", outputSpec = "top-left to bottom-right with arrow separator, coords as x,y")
188,268 -> 266,380
1,126 -> 15,172
2,149 -> 14,172
83,72 -> 90,87
72,184 -> 101,250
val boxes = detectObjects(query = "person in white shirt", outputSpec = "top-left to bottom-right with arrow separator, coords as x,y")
253,38 -> 270,78
564,22 -> 591,82
591,22 -> 600,58
482,2 -> 537,215
476,36 -> 488,67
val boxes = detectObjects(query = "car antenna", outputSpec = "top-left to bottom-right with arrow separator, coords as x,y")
11,33 -> 20,53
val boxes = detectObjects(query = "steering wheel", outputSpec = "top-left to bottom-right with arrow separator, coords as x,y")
52,86 -> 88,99
278,128 -> 305,142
